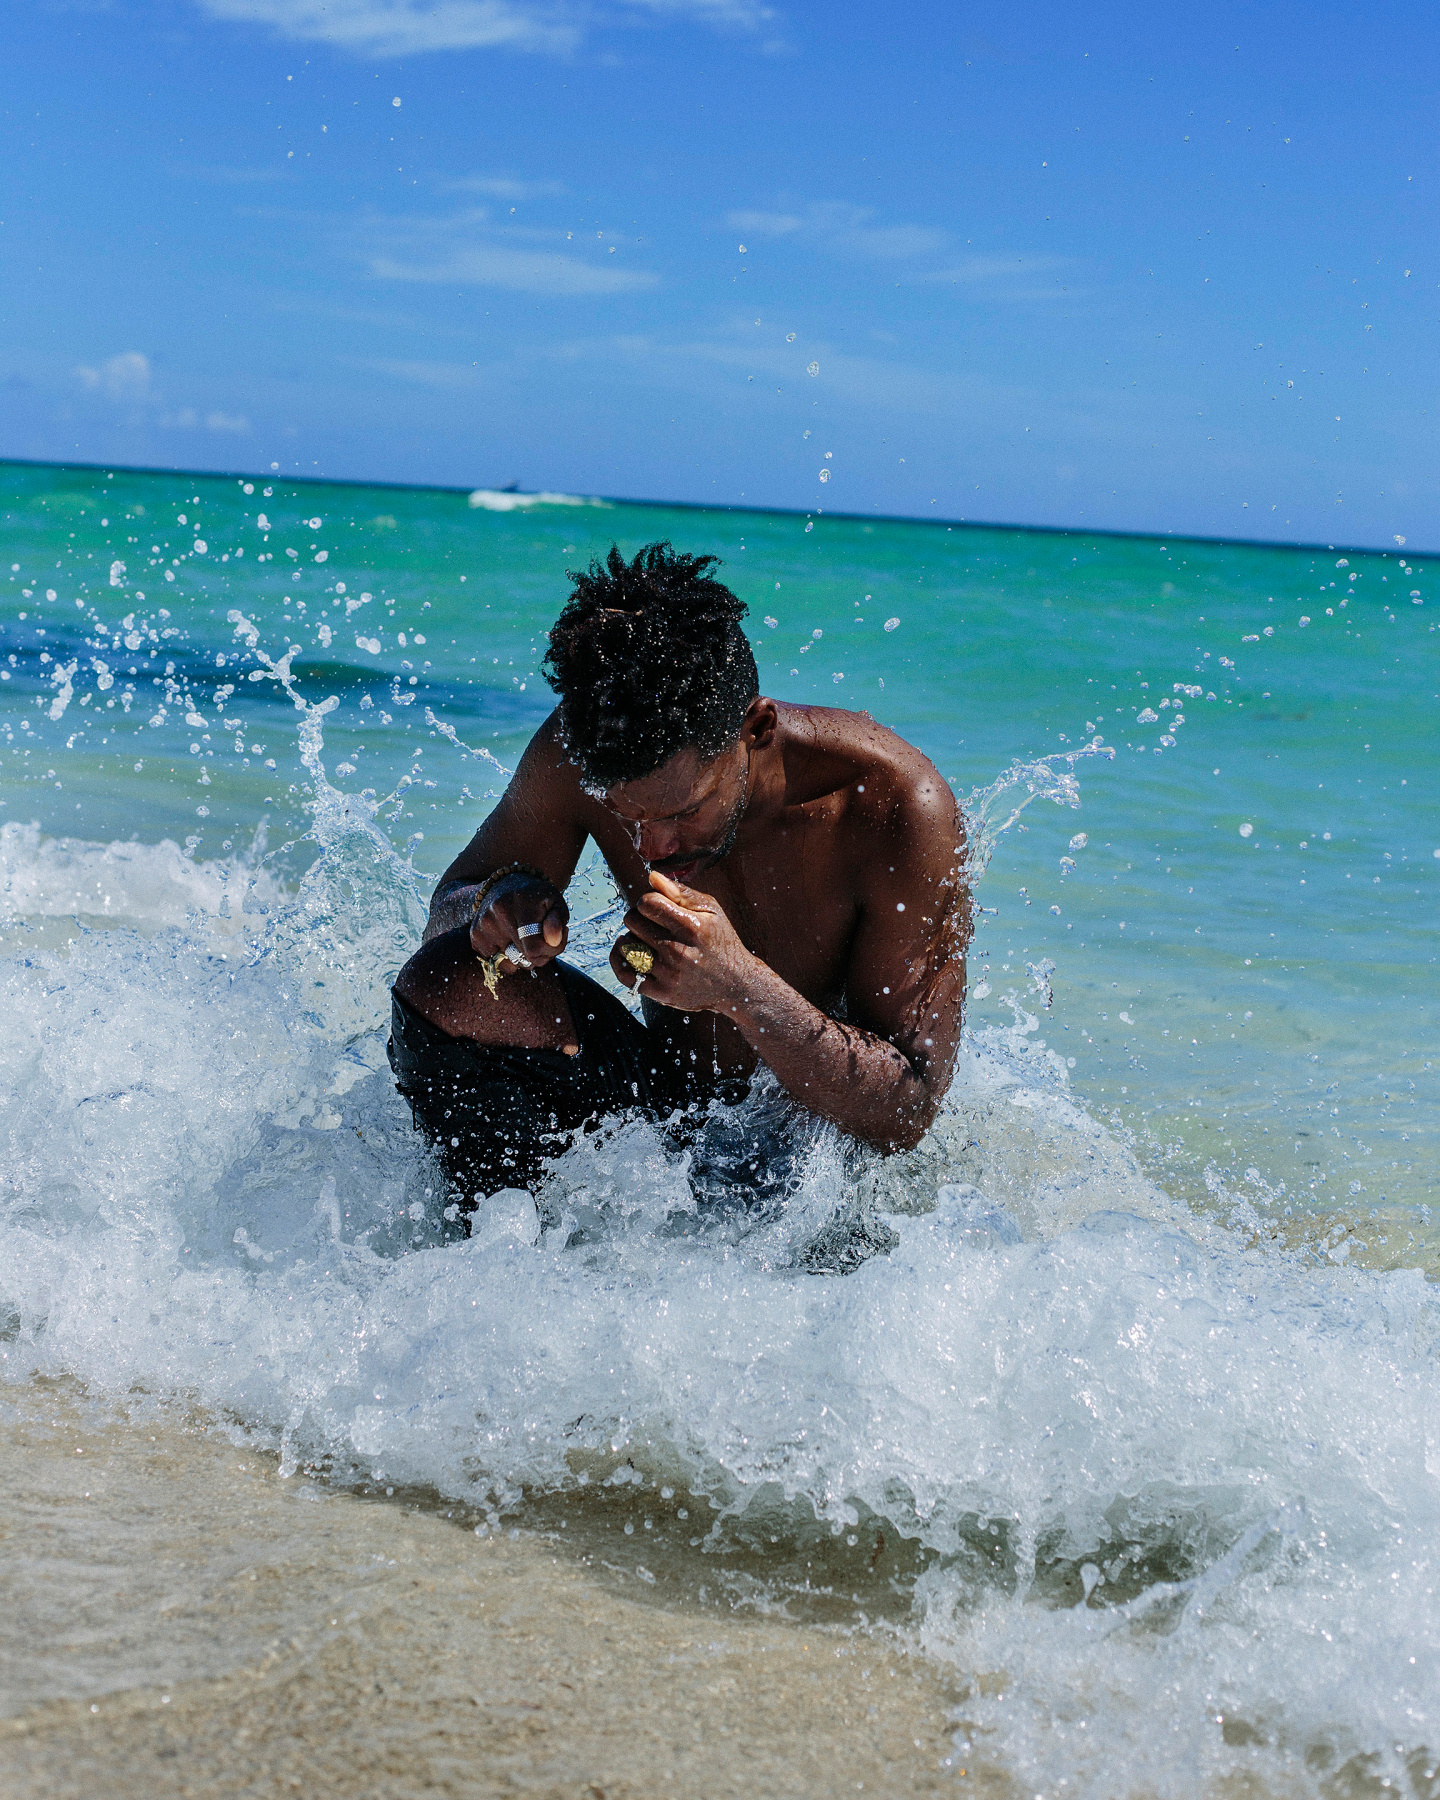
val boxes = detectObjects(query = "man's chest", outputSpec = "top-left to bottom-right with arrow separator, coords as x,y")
591,811 -> 859,1005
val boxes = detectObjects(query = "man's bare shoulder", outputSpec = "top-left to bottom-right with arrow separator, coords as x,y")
777,701 -> 961,854
515,708 -> 573,784
510,710 -> 607,815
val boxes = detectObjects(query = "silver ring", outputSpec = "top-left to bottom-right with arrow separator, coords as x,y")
503,943 -> 528,966
516,922 -> 542,939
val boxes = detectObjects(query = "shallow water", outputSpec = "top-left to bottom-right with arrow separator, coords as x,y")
2,459 -> 1439,1797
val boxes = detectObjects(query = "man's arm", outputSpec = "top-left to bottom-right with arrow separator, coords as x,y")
422,713 -> 591,957
615,775 -> 970,1152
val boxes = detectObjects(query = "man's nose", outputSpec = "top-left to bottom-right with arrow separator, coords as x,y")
637,821 -> 679,863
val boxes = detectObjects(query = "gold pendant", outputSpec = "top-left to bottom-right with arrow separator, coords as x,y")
476,951 -> 506,999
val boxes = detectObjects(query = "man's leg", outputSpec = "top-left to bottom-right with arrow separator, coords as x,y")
393,927 -> 578,1053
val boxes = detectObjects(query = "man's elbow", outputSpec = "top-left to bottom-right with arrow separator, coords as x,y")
870,1087 -> 942,1155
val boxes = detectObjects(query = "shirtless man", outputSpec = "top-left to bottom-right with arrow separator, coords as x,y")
390,541 -> 969,1208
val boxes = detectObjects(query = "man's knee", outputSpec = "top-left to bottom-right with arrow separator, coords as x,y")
394,931 -> 571,1048
394,929 -> 467,1008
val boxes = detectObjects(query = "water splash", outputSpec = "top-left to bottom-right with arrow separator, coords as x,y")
964,742 -> 1114,879
4,601 -> 1440,1799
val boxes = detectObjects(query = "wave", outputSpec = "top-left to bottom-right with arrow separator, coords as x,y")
467,489 -> 612,512
2,681 -> 1438,1800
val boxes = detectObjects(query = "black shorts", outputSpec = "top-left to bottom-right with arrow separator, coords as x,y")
387,960 -> 725,1207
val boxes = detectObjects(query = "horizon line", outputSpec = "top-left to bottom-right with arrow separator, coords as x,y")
1,453 -> 1429,563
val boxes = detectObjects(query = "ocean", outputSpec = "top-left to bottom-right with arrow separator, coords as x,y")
2,455 -> 1438,1796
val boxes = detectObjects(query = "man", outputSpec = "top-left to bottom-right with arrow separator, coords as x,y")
390,541 -> 969,1209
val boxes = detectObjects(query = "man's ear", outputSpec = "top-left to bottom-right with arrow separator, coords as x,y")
741,696 -> 779,750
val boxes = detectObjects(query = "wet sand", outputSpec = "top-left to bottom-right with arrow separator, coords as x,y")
0,1388 -> 992,1799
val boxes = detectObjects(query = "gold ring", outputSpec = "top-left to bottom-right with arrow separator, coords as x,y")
620,941 -> 655,977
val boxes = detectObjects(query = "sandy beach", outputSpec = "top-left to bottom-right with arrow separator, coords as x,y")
0,1388 -> 986,1799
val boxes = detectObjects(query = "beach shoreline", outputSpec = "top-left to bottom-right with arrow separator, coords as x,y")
0,1388 -> 985,1799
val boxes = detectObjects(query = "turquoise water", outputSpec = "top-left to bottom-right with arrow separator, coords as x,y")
3,459 -> 1435,1229
4,457 -> 1440,1797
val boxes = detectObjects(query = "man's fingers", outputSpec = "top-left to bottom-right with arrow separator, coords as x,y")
648,869 -> 706,908
476,891 -> 568,963
620,910 -> 672,949
634,892 -> 700,940
505,892 -> 567,930
470,915 -> 564,966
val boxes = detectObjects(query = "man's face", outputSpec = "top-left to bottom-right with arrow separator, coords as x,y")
604,738 -> 751,884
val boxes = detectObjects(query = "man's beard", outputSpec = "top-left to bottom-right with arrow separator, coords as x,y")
650,755 -> 751,877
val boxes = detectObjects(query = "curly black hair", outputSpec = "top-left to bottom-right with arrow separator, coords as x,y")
543,541 -> 759,788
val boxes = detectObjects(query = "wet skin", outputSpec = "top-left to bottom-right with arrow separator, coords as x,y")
393,698 -> 970,1152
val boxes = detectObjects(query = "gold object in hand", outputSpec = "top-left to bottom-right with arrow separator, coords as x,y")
620,940 -> 655,978
476,950 -> 507,999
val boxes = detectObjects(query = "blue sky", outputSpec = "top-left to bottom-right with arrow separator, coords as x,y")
2,0 -> 1436,545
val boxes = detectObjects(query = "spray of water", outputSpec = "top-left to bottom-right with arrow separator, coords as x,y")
4,624 -> 1440,1799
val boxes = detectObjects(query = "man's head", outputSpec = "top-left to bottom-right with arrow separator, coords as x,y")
544,542 -> 768,879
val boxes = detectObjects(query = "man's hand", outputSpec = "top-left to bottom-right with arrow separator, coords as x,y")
471,873 -> 569,971
609,871 -> 759,1013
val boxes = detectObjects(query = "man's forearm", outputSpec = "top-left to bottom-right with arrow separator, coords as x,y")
721,959 -> 937,1152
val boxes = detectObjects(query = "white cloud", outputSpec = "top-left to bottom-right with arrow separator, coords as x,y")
72,365 -> 248,432
838,222 -> 948,259
921,253 -> 1070,291
198,0 -> 578,56
444,174 -> 567,199
74,351 -> 151,400
194,0 -> 775,58
163,409 -> 249,430
173,162 -> 292,185
363,210 -> 655,291
670,337 -> 986,415
363,357 -> 486,389
370,238 -> 656,294
725,204 -> 1066,282
728,209 -> 803,237
507,329 -> 1000,418
628,0 -> 772,26
727,202 -> 946,261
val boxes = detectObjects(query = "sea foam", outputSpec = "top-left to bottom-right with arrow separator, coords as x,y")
2,742 -> 1439,1800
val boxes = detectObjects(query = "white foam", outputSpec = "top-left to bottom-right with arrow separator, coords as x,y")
2,807 -> 1439,1796
467,489 -> 610,512
0,820 -> 283,933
